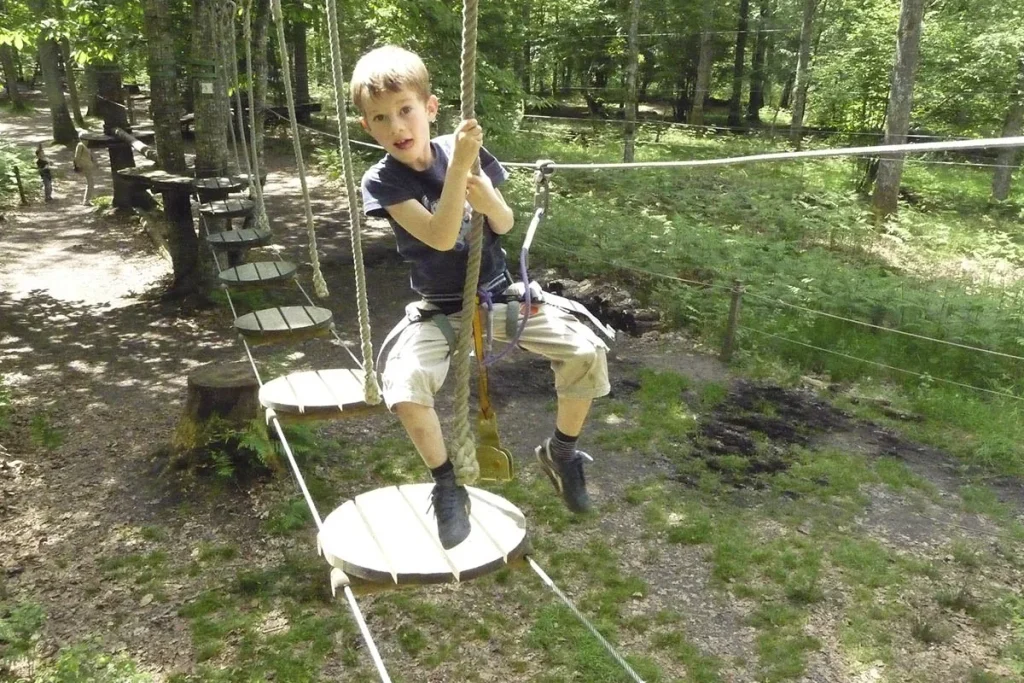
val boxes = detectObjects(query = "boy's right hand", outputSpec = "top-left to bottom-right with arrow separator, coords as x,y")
452,119 -> 483,171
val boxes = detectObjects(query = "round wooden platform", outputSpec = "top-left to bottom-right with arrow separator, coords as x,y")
116,166 -> 160,185
218,261 -> 297,287
234,306 -> 333,344
79,131 -> 120,148
198,198 -> 254,219
205,227 -> 273,249
193,176 -> 246,193
259,368 -> 383,420
319,483 -> 529,585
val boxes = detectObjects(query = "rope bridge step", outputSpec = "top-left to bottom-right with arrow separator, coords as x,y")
193,176 -> 246,193
234,305 -> 332,345
219,261 -> 298,288
80,130 -> 155,149
318,483 -> 529,587
205,227 -> 273,249
198,197 -> 255,219
259,368 -> 384,421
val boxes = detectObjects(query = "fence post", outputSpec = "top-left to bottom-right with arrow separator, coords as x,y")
720,279 -> 744,362
12,166 -> 27,205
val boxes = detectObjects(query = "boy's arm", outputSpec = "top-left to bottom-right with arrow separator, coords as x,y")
385,159 -> 474,251
466,174 -> 514,235
385,119 -> 484,251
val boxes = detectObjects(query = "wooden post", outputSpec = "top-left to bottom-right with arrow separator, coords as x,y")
12,166 -> 27,204
720,279 -> 744,362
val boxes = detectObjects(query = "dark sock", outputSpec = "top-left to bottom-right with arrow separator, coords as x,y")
431,460 -> 456,486
551,430 -> 579,462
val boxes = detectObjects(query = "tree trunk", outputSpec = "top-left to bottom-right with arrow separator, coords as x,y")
170,361 -> 265,473
727,0 -> 750,128
193,0 -> 229,177
252,0 -> 271,173
37,37 -> 76,144
623,0 -> 640,162
59,39 -> 85,127
0,44 -> 24,108
746,0 -> 770,122
790,0 -> 818,144
142,0 -> 186,173
872,0 -> 926,219
689,5 -> 715,126
290,21 -> 310,123
992,56 -> 1024,202
520,0 -> 532,94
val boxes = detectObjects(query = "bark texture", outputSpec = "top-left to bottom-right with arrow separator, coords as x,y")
790,0 -> 819,144
992,56 -> 1024,202
192,0 -> 229,177
727,0 -> 750,128
873,0 -> 926,218
37,37 -> 76,144
689,5 -> 715,127
623,0 -> 640,162
142,0 -> 186,173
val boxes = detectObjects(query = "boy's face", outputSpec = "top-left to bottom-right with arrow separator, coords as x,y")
361,89 -> 438,171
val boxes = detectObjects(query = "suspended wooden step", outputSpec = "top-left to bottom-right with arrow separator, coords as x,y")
218,261 -> 298,288
319,484 -> 529,588
80,129 -> 155,149
259,368 -> 383,421
205,227 -> 273,250
234,305 -> 332,345
193,176 -> 246,195
115,165 -> 160,186
198,198 -> 254,219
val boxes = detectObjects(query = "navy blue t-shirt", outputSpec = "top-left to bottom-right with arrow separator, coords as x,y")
361,134 -> 510,304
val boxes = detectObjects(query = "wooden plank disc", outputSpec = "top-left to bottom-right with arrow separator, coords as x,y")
193,176 -> 245,194
319,484 -> 529,585
233,306 -> 332,345
198,198 -> 254,218
259,368 -> 382,420
219,261 -> 298,287
205,228 -> 273,249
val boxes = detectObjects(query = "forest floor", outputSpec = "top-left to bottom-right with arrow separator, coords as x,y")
2,97 -> 1024,683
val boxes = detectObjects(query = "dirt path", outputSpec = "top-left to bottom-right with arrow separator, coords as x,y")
3,103 -> 1024,683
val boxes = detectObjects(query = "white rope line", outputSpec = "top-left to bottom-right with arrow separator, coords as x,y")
267,412 -> 324,528
535,136 -> 1024,171
526,557 -> 646,683
262,106 -> 383,149
341,584 -> 393,683
741,326 -> 1023,402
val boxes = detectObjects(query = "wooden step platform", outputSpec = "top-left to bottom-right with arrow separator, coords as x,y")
218,261 -> 297,287
319,484 -> 529,586
259,368 -> 383,421
193,176 -> 246,194
234,305 -> 332,345
205,227 -> 272,249
80,129 -> 156,148
198,198 -> 254,219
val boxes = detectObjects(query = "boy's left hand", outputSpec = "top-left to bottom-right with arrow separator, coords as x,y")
466,171 -> 500,215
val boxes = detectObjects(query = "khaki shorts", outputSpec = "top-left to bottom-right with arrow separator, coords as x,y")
382,301 -> 610,409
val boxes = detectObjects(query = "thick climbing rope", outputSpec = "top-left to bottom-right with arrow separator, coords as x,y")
225,0 -> 270,233
322,0 -> 381,404
241,0 -> 270,232
216,3 -> 242,175
268,0 -> 329,298
449,0 -> 485,486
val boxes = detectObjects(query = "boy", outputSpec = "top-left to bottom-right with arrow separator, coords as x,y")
35,144 -> 53,202
353,46 -> 610,549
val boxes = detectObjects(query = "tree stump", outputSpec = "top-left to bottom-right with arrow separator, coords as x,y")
170,361 -> 271,473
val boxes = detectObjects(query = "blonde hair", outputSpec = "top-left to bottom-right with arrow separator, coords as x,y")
350,45 -> 430,114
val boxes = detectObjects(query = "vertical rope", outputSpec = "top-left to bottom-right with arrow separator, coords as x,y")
449,0 -> 483,485
242,0 -> 270,232
269,0 -> 329,298
217,2 -> 242,174
323,0 -> 381,404
227,0 -> 269,233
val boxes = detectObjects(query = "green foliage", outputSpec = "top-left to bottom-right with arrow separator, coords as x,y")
29,411 -> 63,451
0,139 -> 36,208
0,602 -> 44,661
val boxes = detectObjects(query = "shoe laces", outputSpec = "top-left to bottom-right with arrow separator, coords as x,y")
428,483 -> 465,521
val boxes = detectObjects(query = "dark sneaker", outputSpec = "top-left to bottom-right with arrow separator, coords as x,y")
429,483 -> 472,549
535,438 -> 593,513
